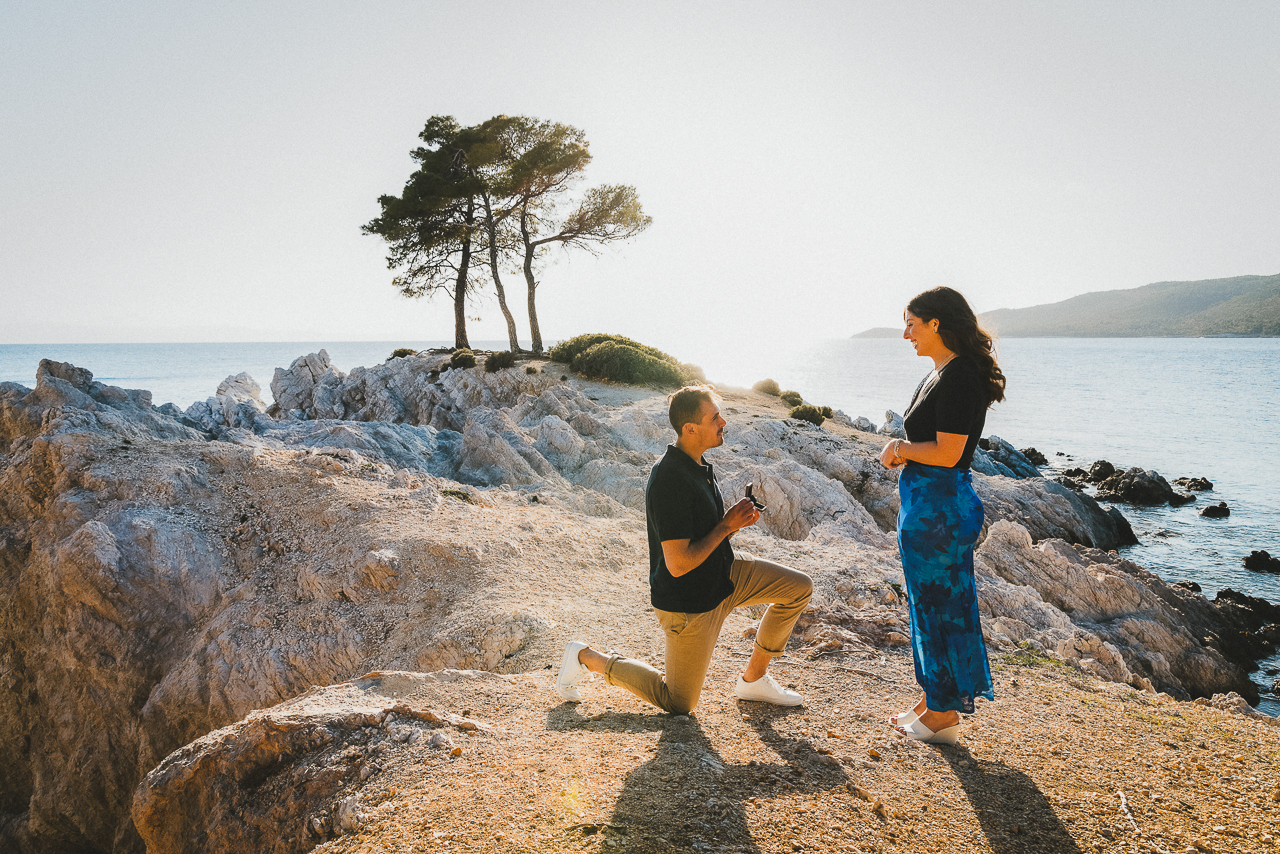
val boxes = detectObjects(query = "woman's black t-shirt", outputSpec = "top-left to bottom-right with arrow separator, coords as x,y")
902,357 -> 988,470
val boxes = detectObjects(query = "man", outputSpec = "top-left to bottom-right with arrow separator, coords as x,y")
555,385 -> 813,714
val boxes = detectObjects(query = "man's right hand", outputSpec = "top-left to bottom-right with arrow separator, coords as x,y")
722,497 -> 761,535
660,498 -> 761,578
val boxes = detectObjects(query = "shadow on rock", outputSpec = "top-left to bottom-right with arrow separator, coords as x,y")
942,746 -> 1081,854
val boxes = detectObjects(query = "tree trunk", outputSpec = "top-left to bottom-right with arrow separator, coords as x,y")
454,200 -> 474,349
523,249 -> 542,355
519,209 -> 543,354
480,193 -> 522,352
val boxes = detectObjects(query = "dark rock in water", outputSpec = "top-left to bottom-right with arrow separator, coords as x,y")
1095,467 -> 1180,505
1087,460 -> 1116,482
1062,466 -> 1088,479
1243,550 -> 1280,573
1213,587 -> 1280,667
1019,447 -> 1048,466
1200,502 -> 1230,518
1055,476 -> 1086,492
1175,580 -> 1202,593
1169,491 -> 1196,506
1173,476 -> 1213,491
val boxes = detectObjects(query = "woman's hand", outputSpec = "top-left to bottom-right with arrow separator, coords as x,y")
880,440 -> 904,469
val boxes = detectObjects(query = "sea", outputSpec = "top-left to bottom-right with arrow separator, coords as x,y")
2,338 -> 1278,713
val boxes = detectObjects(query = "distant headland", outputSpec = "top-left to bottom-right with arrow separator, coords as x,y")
854,273 -> 1280,338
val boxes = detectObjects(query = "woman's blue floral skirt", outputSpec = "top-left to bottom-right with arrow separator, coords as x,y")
897,463 -> 994,713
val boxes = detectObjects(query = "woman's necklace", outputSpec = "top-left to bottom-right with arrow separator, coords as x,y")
929,352 -> 957,379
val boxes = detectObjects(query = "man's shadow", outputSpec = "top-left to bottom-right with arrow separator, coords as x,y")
548,702 -> 850,853
940,745 -> 1082,853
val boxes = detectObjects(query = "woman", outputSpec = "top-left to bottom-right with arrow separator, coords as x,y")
878,286 -> 1005,745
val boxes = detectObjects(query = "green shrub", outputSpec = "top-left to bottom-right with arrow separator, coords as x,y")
753,378 -> 781,396
387,347 -> 417,361
780,390 -> 803,407
449,348 -> 476,369
549,333 -> 675,365
789,404 -> 826,426
820,405 -> 833,418
525,365 -> 539,375
680,363 -> 706,383
571,341 -> 686,388
484,350 -> 517,373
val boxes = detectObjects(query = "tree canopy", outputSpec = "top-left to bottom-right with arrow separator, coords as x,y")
364,115 -> 651,353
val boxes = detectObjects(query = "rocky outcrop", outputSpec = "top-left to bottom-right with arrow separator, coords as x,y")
1094,467 -> 1194,506
1201,502 -> 1230,518
1211,588 -> 1280,665
974,521 -> 1254,701
1244,550 -> 1280,573
976,435 -> 1041,478
877,410 -> 905,439
132,671 -> 499,854
0,355 -> 1257,854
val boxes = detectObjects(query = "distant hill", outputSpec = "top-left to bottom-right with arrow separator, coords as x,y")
852,274 -> 1280,338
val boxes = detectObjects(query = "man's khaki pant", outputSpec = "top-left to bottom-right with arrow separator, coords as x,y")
603,553 -> 812,714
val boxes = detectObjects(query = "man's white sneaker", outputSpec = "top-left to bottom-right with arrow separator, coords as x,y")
556,641 -> 591,702
734,673 -> 803,706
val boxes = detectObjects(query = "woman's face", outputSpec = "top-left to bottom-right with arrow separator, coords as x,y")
903,310 -> 946,358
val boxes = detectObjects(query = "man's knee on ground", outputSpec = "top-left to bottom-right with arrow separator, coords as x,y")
664,697 -> 696,716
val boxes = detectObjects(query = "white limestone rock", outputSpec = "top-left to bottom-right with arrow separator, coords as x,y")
975,520 -> 1247,699
878,410 -> 905,439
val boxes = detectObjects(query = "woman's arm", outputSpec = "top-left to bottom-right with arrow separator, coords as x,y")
880,432 -> 968,469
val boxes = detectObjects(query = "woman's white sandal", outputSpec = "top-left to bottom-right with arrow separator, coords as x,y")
895,718 -> 960,745
889,708 -> 920,727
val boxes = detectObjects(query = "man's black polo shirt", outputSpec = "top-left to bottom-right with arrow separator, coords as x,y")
645,444 -> 735,613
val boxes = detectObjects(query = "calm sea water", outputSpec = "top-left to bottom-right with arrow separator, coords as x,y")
3,338 -> 1278,710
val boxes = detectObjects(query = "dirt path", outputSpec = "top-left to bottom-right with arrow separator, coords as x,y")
307,638 -> 1279,854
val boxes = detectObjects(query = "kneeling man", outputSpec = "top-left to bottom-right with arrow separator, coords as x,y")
556,385 -> 813,713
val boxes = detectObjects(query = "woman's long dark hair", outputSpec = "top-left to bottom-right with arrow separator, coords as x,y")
907,286 -> 1006,406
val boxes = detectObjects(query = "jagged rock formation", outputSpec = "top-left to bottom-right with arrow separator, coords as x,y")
974,521 -> 1251,699
132,671 -> 500,854
0,355 -> 1265,854
1095,466 -> 1195,506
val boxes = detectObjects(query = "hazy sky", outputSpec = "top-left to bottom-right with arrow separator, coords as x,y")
3,2 -> 1278,358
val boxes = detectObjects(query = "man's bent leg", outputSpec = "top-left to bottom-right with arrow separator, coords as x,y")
728,554 -> 813,659
602,607 -> 726,715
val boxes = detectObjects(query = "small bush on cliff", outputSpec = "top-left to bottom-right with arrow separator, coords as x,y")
572,341 -> 685,388
387,347 -> 417,361
549,333 -> 674,365
450,348 -> 477,369
820,405 -> 833,418
525,365 -> 539,375
753,378 -> 781,396
789,404 -> 826,426
780,390 -> 803,407
484,350 -> 517,373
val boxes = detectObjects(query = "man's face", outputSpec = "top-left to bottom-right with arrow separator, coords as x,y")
687,398 -> 727,449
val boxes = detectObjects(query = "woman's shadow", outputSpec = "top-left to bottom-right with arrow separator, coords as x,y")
548,702 -> 849,853
939,745 -> 1082,853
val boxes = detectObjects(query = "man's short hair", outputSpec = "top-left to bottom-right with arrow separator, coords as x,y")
668,385 -> 718,435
